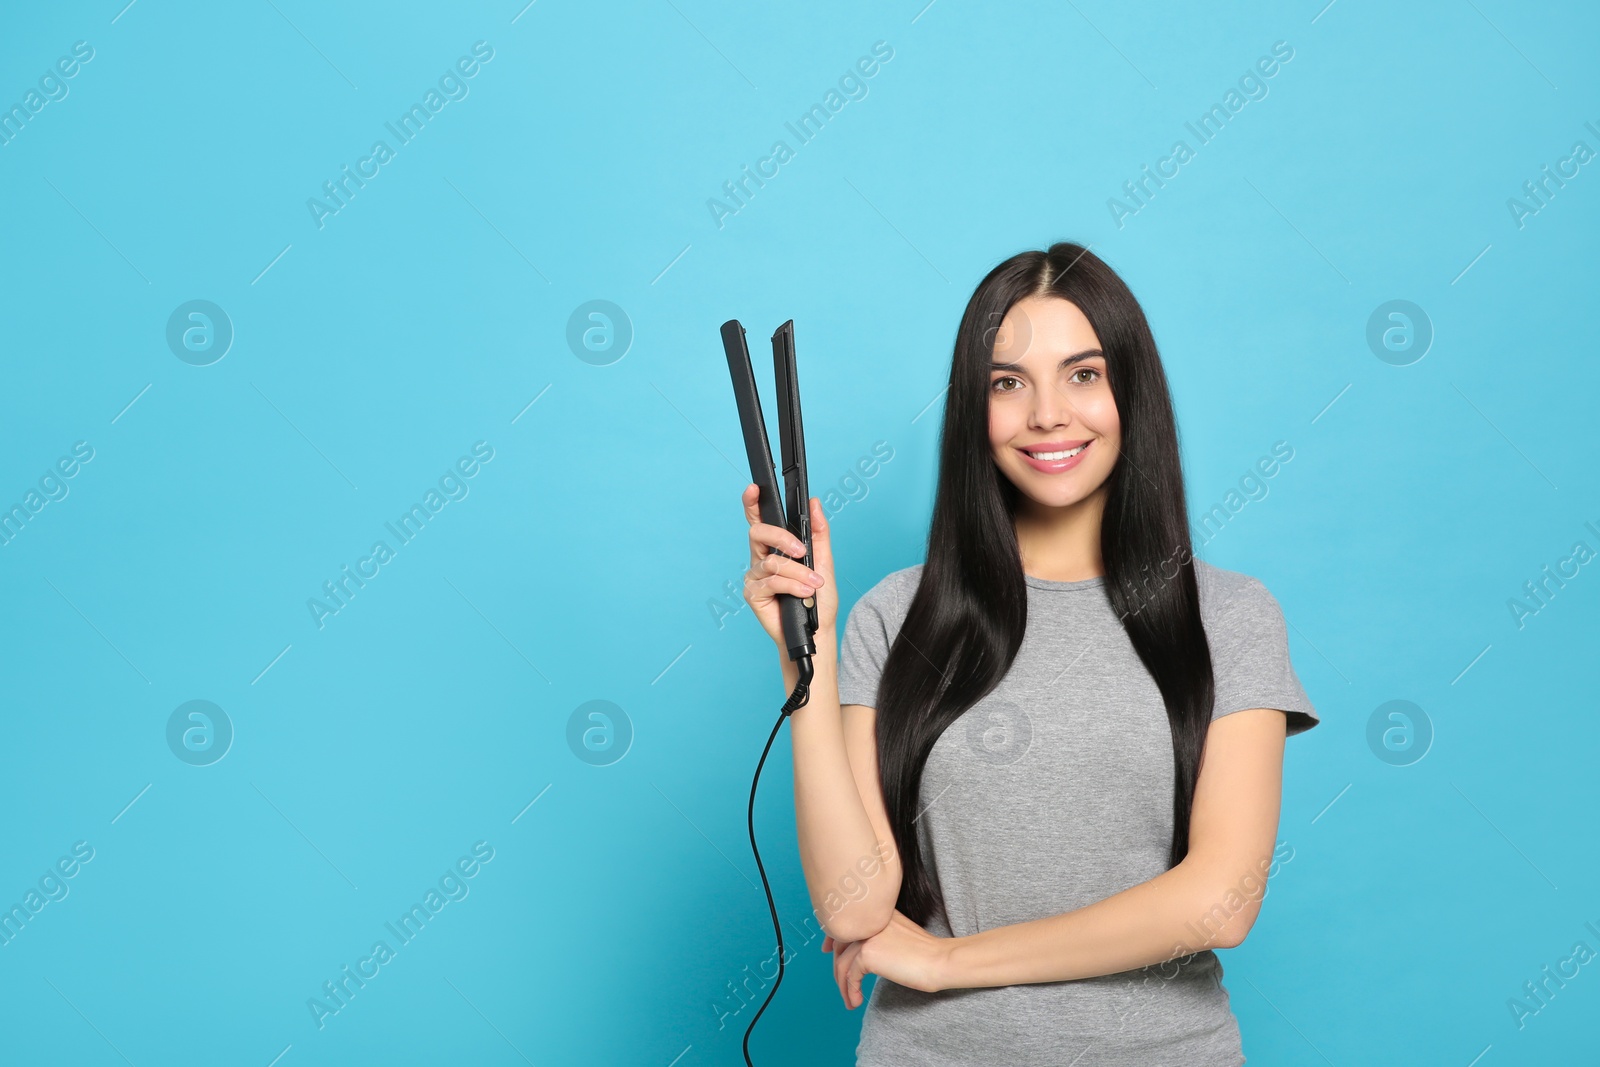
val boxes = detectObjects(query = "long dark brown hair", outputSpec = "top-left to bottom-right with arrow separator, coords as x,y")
875,242 -> 1214,927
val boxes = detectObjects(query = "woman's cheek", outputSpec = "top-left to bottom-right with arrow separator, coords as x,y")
1086,391 -> 1121,436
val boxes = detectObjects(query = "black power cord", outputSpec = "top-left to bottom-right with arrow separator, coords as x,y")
742,656 -> 815,1067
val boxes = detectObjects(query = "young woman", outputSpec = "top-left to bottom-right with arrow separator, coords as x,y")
738,243 -> 1318,1065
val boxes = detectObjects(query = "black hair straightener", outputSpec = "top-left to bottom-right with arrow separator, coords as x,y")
722,318 -> 818,672
719,318 -> 818,1066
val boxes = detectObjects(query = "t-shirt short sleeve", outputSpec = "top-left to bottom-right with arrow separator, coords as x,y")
837,574 -> 903,709
1209,576 -> 1319,737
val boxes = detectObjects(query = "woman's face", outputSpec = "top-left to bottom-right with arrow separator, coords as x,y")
987,295 -> 1121,510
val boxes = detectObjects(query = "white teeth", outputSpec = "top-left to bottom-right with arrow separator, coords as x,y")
1026,443 -> 1087,461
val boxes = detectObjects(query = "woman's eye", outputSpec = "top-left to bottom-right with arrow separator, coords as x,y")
1070,368 -> 1101,384
991,376 -> 1021,393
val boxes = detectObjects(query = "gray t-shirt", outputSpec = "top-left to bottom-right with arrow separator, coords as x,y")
836,559 -> 1318,1067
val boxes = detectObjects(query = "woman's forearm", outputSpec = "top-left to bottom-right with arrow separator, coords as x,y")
783,633 -> 899,942
942,857 -> 1262,989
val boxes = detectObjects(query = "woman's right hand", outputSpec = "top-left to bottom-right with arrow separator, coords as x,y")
740,483 -> 838,651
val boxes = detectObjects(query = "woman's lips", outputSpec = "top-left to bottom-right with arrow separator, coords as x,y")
1017,439 -> 1091,473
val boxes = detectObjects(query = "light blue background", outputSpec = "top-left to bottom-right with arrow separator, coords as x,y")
1,1 -> 1596,1064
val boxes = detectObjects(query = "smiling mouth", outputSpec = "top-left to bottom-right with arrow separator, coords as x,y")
1022,443 -> 1089,461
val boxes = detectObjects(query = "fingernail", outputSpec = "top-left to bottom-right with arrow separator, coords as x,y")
810,572 -> 823,584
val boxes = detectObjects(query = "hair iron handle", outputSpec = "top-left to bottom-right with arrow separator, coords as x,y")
720,318 -> 816,662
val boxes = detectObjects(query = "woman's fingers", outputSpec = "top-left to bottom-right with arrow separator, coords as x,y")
740,487 -> 834,635
749,523 -> 807,558
845,944 -> 868,1009
742,484 -> 809,556
748,552 -> 823,595
808,496 -> 832,570
833,940 -> 858,1006
741,483 -> 762,525
836,939 -> 871,1010
738,484 -> 834,649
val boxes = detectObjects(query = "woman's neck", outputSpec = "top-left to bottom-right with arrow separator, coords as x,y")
1014,487 -> 1106,582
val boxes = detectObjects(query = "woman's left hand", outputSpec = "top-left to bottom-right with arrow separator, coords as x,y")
821,911 -> 954,1009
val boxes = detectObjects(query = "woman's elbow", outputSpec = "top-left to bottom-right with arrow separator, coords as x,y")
818,878 -> 901,942
1182,857 -> 1269,949
1213,922 -> 1248,949
1211,903 -> 1263,949
823,901 -> 896,943
814,849 -> 902,941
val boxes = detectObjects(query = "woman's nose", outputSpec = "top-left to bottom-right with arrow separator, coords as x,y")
1030,383 -> 1074,429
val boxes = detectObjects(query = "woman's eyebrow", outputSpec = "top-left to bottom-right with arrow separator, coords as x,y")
989,348 -> 1103,372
